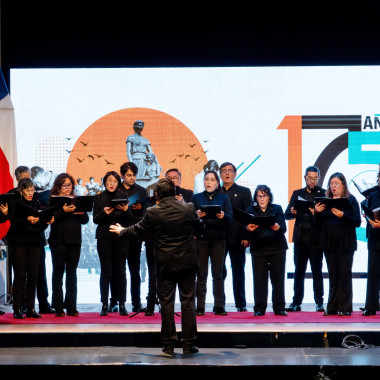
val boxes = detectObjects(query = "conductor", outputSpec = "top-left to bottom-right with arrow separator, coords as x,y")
110,178 -> 199,356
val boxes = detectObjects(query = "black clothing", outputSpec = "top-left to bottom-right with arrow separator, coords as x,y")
364,187 -> 380,311
93,188 -> 133,306
120,196 -> 199,347
119,183 -> 149,307
285,186 -> 325,305
190,191 -> 233,310
48,204 -> 89,312
246,202 -> 288,313
221,183 -> 252,308
315,194 -> 361,313
177,187 -> 193,203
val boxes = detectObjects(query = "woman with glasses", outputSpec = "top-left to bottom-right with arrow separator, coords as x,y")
93,171 -> 133,316
315,172 -> 361,316
246,185 -> 288,316
190,170 -> 232,316
48,173 -> 89,317
6,178 -> 54,319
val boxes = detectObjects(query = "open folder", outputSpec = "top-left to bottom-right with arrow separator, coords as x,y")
233,208 -> 276,228
293,198 -> 315,214
49,195 -> 95,212
361,203 -> 380,221
0,193 -> 15,206
110,198 -> 129,208
200,205 -> 222,218
14,201 -> 56,223
314,197 -> 352,211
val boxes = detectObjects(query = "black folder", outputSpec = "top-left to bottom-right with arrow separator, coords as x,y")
361,203 -> 380,221
200,205 -> 222,217
14,201 -> 56,223
315,197 -> 352,211
34,189 -> 51,207
293,199 -> 315,214
110,198 -> 129,208
352,180 -> 378,198
0,193 -> 14,206
49,195 -> 94,212
233,208 -> 276,228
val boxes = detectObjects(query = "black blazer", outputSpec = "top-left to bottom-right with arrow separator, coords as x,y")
178,187 -> 194,203
365,187 -> 380,250
222,183 -> 252,246
246,203 -> 288,256
314,194 -> 361,251
120,196 -> 199,274
285,186 -> 325,243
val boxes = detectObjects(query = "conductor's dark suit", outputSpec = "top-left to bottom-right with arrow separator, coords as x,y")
119,196 -> 199,348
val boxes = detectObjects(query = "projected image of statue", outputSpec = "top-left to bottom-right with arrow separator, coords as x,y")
126,120 -> 161,187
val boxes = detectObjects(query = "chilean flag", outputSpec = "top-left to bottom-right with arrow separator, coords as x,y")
0,68 -> 18,240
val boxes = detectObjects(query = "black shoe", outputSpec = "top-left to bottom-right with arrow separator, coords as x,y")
196,308 -> 205,316
39,304 -> 55,314
254,311 -> 265,316
338,311 -> 351,316
99,304 -> 108,316
13,309 -> 25,319
285,304 -> 301,312
67,309 -> 79,317
183,346 -> 199,354
25,308 -> 42,318
119,304 -> 129,316
323,310 -> 337,316
55,308 -> 65,317
108,303 -> 118,313
0,310 -> 4,315
237,307 -> 247,312
132,304 -> 144,313
274,310 -> 288,316
162,346 -> 174,356
316,304 -> 325,312
145,305 -> 155,316
362,309 -> 376,316
214,307 -> 227,316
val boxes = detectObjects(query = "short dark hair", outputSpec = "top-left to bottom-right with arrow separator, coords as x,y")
304,166 -> 320,176
17,177 -> 34,192
253,184 -> 273,204
220,162 -> 237,173
155,178 -> 175,200
51,173 -> 75,196
14,166 -> 30,180
120,161 -> 138,176
165,168 -> 181,177
103,171 -> 122,188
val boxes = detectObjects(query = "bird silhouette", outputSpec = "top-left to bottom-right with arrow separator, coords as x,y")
65,149 -> 74,153
64,137 -> 74,140
203,150 -> 209,153
87,155 -> 95,160
169,159 -> 176,163
189,143 -> 196,148
176,154 -> 184,157
185,155 -> 191,159
202,140 -> 209,143
76,158 -> 85,163
95,154 -> 104,158
80,141 -> 89,146
193,157 -> 200,161
104,159 -> 113,165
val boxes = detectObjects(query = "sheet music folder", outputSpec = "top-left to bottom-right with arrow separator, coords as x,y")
315,197 -> 352,211
361,203 -> 380,221
49,195 -> 94,212
0,193 -> 15,206
233,208 -> 276,228
200,205 -> 222,217
14,201 -> 56,223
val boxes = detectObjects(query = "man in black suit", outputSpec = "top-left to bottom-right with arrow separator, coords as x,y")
285,165 -> 325,312
110,178 -> 199,356
220,162 -> 252,312
165,168 -> 193,202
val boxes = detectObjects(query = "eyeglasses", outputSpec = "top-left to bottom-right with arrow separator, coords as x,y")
306,176 -> 320,182
221,169 -> 234,174
330,182 -> 342,187
61,184 -> 72,188
257,194 -> 269,199
166,176 -> 180,181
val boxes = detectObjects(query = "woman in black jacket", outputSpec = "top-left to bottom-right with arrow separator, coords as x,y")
190,170 -> 233,316
93,171 -> 133,316
48,173 -> 89,317
246,185 -> 288,316
6,178 -> 54,319
315,172 -> 361,316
